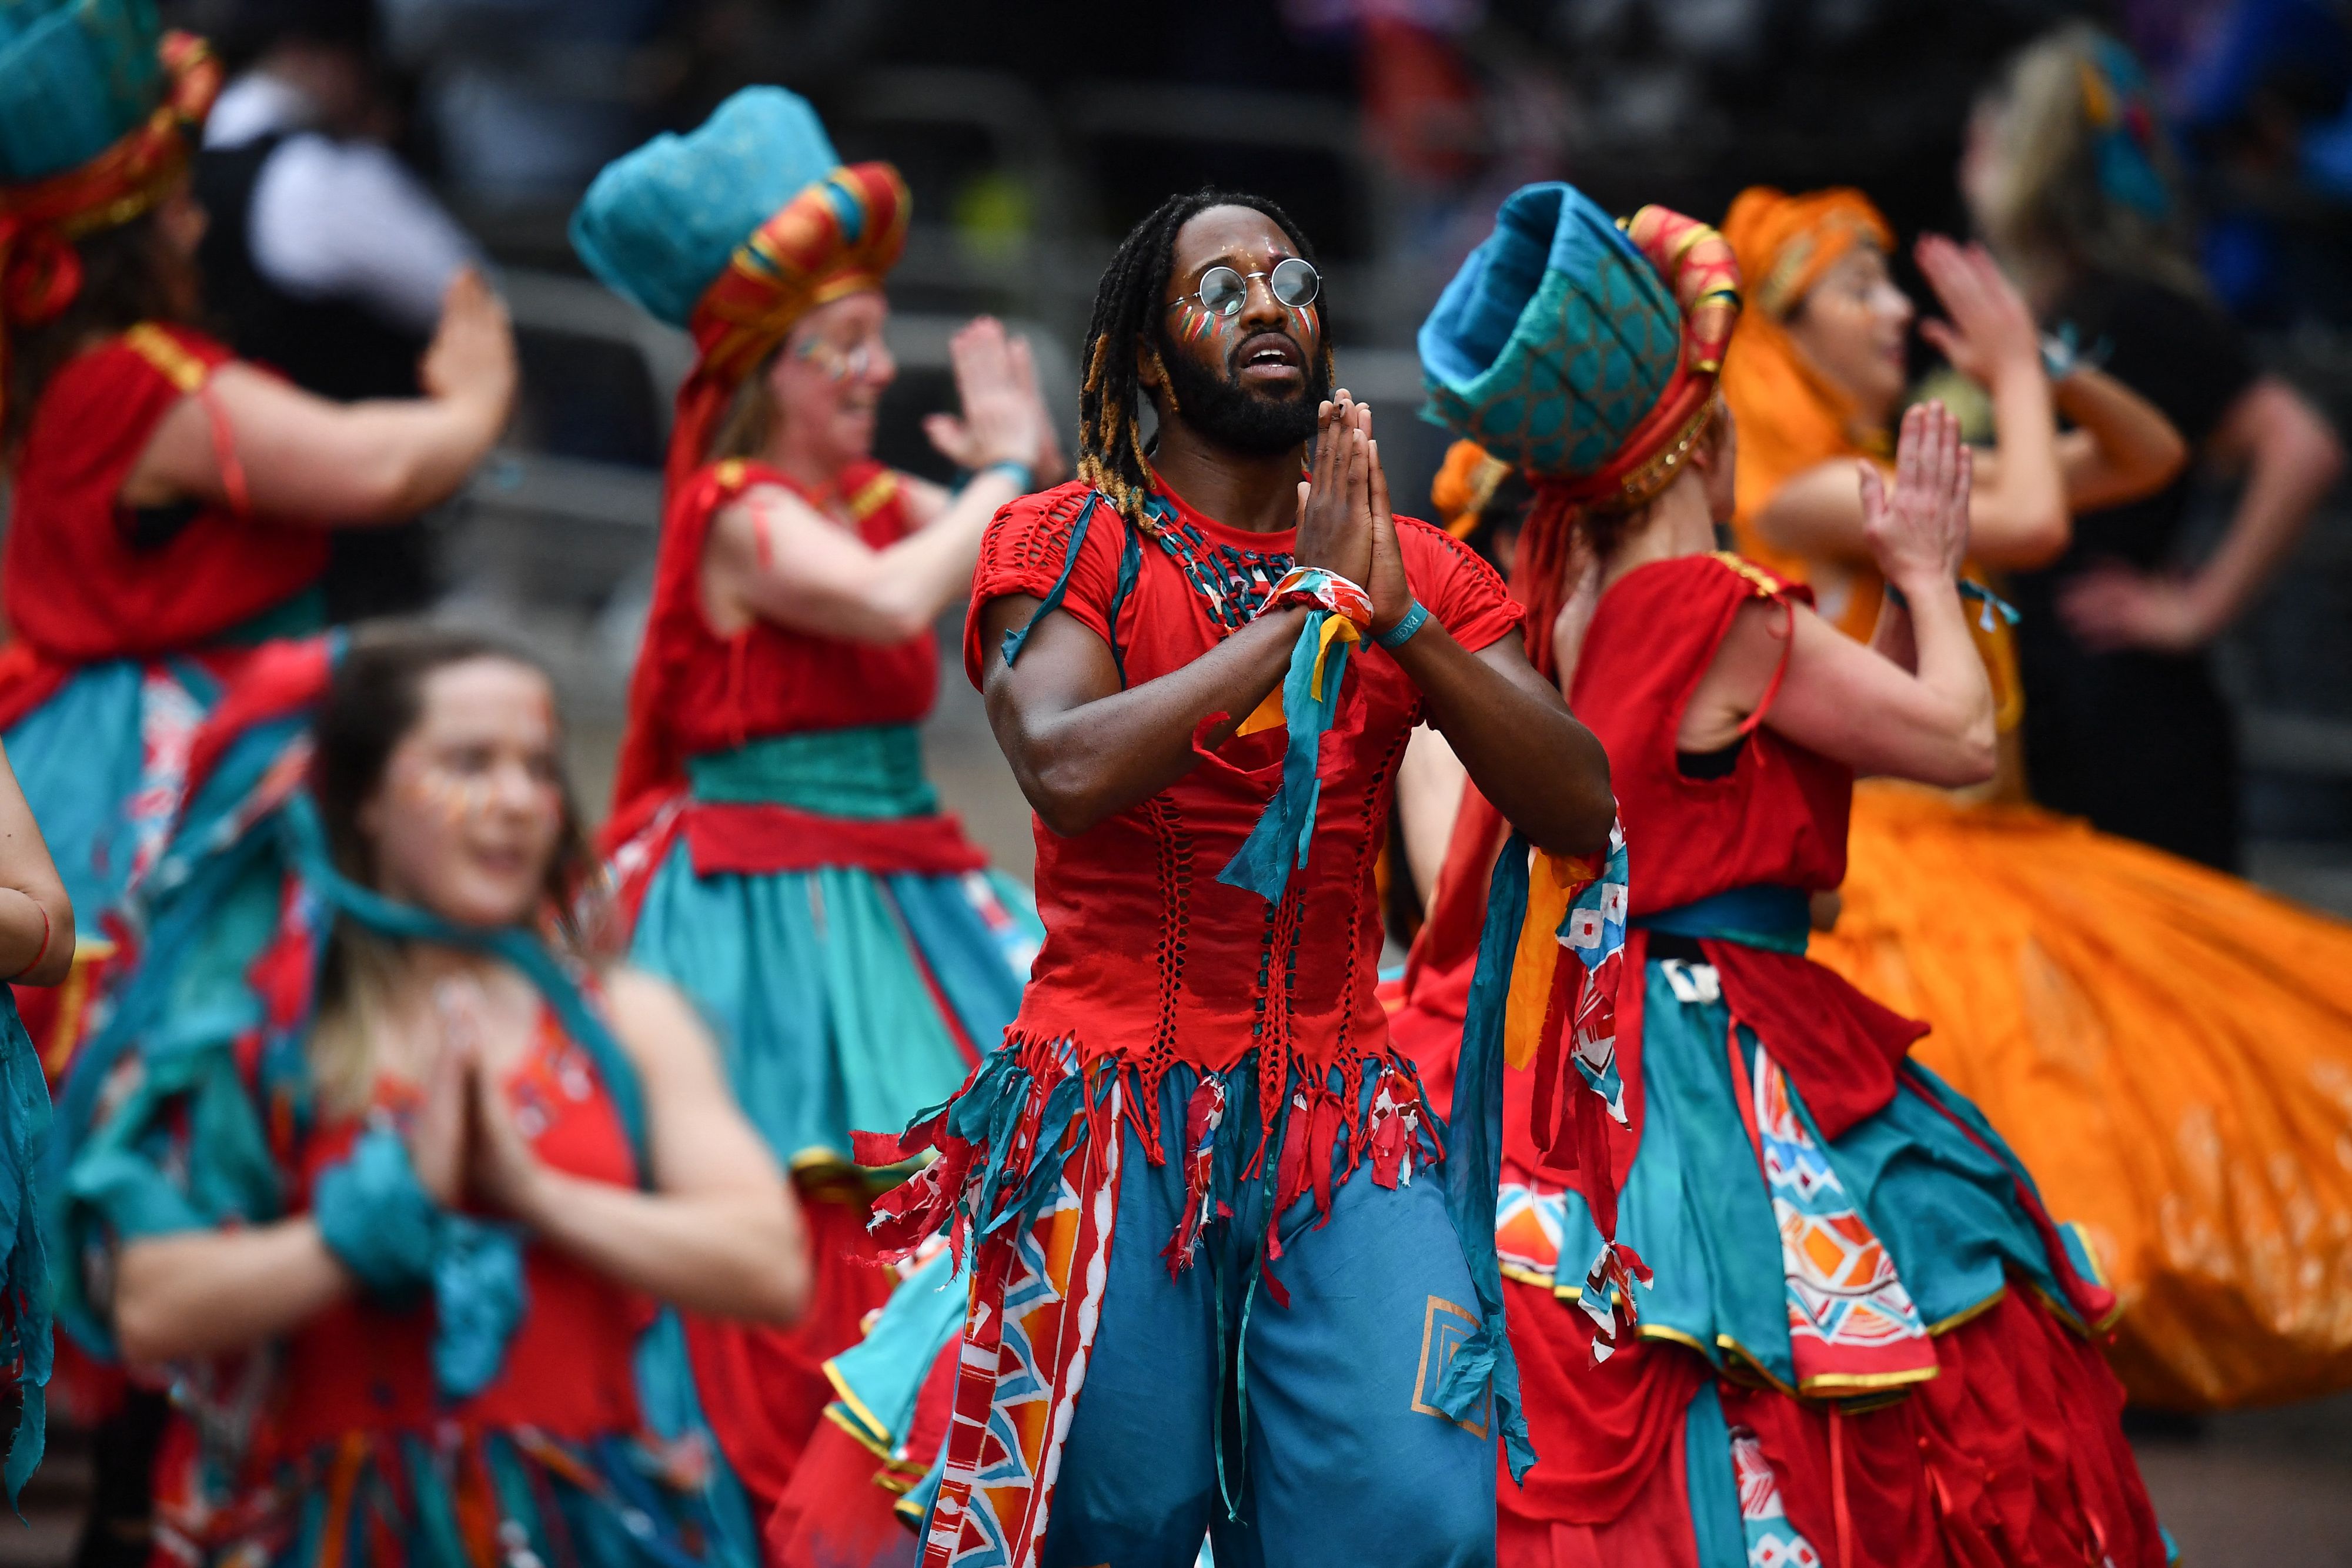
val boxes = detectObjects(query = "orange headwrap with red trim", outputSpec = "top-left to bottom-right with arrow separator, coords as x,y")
1431,439 -> 1509,539
1717,186 -> 1896,584
0,31 -> 219,435
665,163 -> 910,496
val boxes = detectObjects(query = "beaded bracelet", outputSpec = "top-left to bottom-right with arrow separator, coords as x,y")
1375,600 -> 1430,650
1265,566 -> 1374,632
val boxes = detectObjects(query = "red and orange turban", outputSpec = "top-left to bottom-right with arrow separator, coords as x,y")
668,164 -> 908,493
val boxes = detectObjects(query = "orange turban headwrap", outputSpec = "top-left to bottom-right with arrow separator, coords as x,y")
1431,440 -> 1509,539
1717,187 -> 1895,587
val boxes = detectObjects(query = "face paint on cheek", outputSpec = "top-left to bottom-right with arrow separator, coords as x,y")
397,765 -> 493,831
1284,303 -> 1320,355
1176,300 -> 1215,347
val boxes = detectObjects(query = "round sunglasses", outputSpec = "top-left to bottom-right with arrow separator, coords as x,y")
1165,257 -> 1322,319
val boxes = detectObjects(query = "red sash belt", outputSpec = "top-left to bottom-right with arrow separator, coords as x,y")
682,801 -> 988,878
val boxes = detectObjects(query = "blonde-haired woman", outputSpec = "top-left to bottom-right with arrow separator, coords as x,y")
1965,21 -> 2344,871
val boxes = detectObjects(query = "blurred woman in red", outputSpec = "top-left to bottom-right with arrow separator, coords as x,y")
0,8 -> 514,1069
570,87 -> 1057,1527
58,627 -> 800,1566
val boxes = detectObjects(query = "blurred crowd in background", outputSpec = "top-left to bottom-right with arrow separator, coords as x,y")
143,0 -> 2352,901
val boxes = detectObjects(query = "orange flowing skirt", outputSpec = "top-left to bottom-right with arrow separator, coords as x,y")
1809,781 -> 2352,1409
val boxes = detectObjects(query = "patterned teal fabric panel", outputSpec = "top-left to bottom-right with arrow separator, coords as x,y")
570,85 -> 842,327
0,0 -> 165,183
1418,182 -> 1682,477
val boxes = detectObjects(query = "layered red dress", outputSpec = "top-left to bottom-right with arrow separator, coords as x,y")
600,457 -> 1038,1526
1395,553 -> 2169,1567
0,322 -> 328,1082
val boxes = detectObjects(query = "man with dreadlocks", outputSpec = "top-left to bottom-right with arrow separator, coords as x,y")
856,190 -> 1615,1565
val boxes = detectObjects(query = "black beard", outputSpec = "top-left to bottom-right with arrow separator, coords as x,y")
1156,328 -> 1328,457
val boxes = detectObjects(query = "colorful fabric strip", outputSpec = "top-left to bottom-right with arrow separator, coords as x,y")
1265,566 -> 1374,631
311,1125 -> 530,1400
1461,820 -> 1641,1381
1217,604 -> 1358,904
1737,1035 -> 1935,1394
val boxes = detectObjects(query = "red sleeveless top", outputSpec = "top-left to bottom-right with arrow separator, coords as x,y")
1568,552 -> 1848,910
2,324 -> 328,666
1396,552 -> 1922,1152
967,481 -> 1523,1083
275,1008 -> 648,1450
610,458 -> 936,818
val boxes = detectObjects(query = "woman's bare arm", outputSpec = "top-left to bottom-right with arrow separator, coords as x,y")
705,470 -> 1025,644
113,1220 -> 352,1365
0,743 -> 72,985
1691,406 -> 1994,786
703,318 -> 1051,644
474,968 -> 807,1325
1394,726 -> 1467,909
2045,364 -> 2189,513
122,269 -> 515,524
1755,239 -> 2072,571
2062,376 -> 2344,651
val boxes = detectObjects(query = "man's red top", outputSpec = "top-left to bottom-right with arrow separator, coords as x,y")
966,479 -> 1522,1082
2,323 -> 327,666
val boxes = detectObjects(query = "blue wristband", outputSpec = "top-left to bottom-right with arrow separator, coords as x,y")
1375,600 -> 1430,650
971,460 -> 1033,494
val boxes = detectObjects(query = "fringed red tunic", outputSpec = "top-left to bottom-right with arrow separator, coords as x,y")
963,480 -> 1522,1113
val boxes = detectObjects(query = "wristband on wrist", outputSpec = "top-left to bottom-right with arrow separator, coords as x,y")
314,1124 -> 443,1300
1266,566 -> 1374,632
1882,578 -> 2019,633
1375,600 -> 1430,650
6,904 -> 49,982
970,460 -> 1034,494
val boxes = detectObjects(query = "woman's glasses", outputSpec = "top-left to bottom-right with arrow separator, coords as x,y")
793,336 -> 881,384
1166,257 -> 1321,319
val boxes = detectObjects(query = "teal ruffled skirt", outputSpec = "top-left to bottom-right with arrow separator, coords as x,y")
1537,955 -> 2109,1393
623,728 -> 1040,1174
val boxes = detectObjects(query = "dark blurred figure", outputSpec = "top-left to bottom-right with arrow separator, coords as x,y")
186,0 -> 479,620
1965,23 -> 2345,871
2157,0 -> 2352,323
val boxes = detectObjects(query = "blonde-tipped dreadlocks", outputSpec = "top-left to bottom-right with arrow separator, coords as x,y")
1076,188 -> 1334,529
